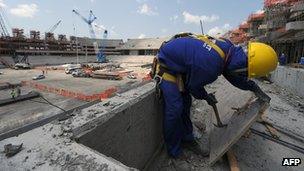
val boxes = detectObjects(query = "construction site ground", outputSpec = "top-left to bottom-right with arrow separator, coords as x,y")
148,78 -> 304,171
0,55 -> 153,136
0,54 -> 303,170
1,76 -> 303,170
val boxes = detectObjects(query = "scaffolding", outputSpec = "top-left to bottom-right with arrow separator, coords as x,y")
227,0 -> 304,64
248,12 -> 266,38
30,30 -> 40,40
12,28 -> 25,40
270,0 -> 304,63
0,28 -> 123,56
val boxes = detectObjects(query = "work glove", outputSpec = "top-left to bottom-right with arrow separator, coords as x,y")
205,93 -> 218,106
253,86 -> 271,103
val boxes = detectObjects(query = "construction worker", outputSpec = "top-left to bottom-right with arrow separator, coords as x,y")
151,33 -> 278,168
16,86 -> 21,97
279,53 -> 287,65
10,88 -> 16,99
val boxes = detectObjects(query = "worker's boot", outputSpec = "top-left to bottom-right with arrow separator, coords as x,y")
170,153 -> 192,171
182,140 -> 209,157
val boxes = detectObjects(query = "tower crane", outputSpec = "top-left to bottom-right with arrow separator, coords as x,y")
48,20 -> 62,33
0,8 -> 29,69
72,9 -> 108,63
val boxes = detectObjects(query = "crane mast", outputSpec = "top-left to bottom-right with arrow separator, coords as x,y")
72,9 -> 107,63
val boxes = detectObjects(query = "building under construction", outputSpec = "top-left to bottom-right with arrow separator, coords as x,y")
229,0 -> 304,64
0,28 -> 124,56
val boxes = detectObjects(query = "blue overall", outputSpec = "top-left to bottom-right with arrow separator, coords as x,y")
157,37 -> 258,157
279,54 -> 287,65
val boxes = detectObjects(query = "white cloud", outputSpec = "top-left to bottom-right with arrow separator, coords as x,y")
255,9 -> 264,14
182,11 -> 219,25
45,9 -> 53,14
10,4 -> 38,18
0,0 -> 6,8
170,15 -> 179,22
108,26 -> 120,38
136,0 -> 147,3
138,33 -> 146,39
137,4 -> 158,16
208,24 -> 231,37
161,28 -> 168,33
241,20 -> 247,25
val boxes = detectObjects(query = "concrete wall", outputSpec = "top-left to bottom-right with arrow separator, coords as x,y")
286,21 -> 304,31
74,83 -> 163,169
129,50 -> 139,56
271,66 -> 304,97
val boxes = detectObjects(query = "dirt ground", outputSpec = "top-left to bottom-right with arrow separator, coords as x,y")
148,79 -> 304,171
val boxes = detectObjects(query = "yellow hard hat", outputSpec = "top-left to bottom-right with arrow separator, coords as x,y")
248,42 -> 278,78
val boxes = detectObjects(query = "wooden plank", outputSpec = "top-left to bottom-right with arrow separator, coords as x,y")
209,100 -> 268,165
226,149 -> 240,171
265,124 -> 279,139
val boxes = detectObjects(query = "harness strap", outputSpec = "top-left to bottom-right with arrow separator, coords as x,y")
195,35 -> 226,59
156,64 -> 177,83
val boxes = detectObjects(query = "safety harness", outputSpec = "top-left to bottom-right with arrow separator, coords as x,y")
150,33 -> 227,96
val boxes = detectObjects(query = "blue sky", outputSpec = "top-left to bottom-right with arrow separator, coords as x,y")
0,0 -> 264,40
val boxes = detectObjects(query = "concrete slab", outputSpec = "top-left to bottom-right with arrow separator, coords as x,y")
0,91 -> 40,106
271,66 -> 304,98
0,83 -> 158,170
0,88 -> 86,135
233,133 -> 304,171
0,123 -> 132,171
209,100 -> 268,165
0,100 -> 99,141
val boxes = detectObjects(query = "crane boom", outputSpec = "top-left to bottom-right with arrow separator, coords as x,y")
0,8 -> 9,37
49,20 -> 62,33
72,9 -> 106,63
72,10 -> 97,39
72,10 -> 96,25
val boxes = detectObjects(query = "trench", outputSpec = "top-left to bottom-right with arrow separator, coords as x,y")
73,84 -> 164,170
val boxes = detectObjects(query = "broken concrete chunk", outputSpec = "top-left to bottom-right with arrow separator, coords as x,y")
61,125 -> 72,133
23,156 -> 29,162
36,161 -> 45,166
58,130 -> 64,136
3,143 -> 23,157
103,101 -> 110,106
